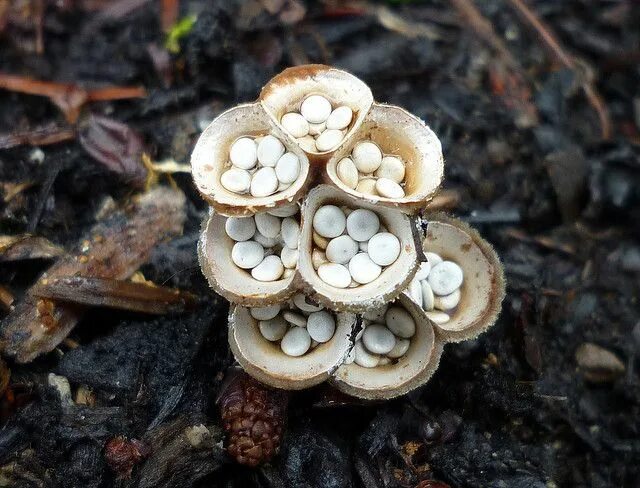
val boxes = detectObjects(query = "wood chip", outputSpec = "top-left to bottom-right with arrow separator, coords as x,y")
0,187 -> 186,363
30,276 -> 197,315
0,235 -> 65,262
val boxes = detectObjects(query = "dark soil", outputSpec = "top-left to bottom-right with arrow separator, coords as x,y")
0,1 -> 639,487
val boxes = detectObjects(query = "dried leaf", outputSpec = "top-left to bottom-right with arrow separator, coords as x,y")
79,115 -> 148,187
0,186 -> 187,363
105,436 -> 150,479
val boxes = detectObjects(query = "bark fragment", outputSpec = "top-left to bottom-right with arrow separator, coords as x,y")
0,187 -> 186,363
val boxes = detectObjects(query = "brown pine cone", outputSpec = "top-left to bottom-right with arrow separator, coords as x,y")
217,370 -> 288,467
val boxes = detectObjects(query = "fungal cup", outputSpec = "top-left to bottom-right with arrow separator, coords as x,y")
326,104 -> 444,213
332,294 -> 443,399
260,65 -> 373,161
298,185 -> 419,312
198,209 -> 299,307
191,103 -> 310,217
419,214 -> 505,342
229,303 -> 355,389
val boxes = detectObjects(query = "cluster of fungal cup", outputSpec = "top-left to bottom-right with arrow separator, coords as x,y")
192,65 -> 505,399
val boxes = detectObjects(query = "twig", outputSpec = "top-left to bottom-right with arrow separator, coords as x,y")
85,86 -> 148,102
0,73 -> 146,123
450,0 -> 516,67
449,0 -> 538,128
34,0 -> 45,55
369,5 -> 441,41
0,124 -> 75,149
504,228 -> 576,255
325,1 -> 441,40
504,0 -> 612,140
321,3 -> 366,18
161,0 -> 180,32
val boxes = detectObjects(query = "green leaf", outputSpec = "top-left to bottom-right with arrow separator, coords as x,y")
165,15 -> 198,54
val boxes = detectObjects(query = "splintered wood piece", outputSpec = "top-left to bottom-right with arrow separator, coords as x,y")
30,276 -> 197,315
0,187 -> 186,363
0,235 -> 65,262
